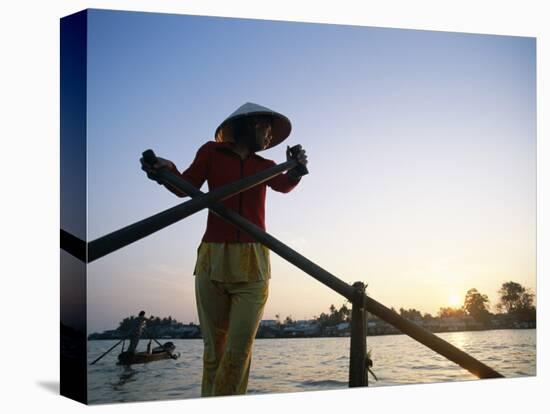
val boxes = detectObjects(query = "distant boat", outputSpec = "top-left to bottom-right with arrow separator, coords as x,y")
117,342 -> 179,365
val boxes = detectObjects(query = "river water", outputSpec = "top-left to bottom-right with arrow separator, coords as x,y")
87,329 -> 536,404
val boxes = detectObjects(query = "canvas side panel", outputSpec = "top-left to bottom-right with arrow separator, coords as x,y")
60,9 -> 88,405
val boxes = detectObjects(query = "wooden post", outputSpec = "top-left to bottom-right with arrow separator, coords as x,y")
349,281 -> 367,387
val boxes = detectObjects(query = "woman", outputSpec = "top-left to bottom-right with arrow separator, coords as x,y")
141,102 -> 308,397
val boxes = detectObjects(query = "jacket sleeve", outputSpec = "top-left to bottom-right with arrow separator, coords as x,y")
266,160 -> 301,193
167,142 -> 211,197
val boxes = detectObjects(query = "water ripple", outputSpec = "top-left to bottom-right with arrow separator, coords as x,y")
299,379 -> 348,387
87,330 -> 535,404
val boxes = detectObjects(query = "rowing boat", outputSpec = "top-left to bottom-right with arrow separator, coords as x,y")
117,342 -> 179,365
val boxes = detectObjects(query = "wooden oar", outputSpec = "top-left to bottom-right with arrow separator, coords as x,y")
147,160 -> 503,380
60,146 -> 306,263
90,339 -> 123,365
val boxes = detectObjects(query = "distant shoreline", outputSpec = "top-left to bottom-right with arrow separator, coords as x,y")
87,326 -> 536,341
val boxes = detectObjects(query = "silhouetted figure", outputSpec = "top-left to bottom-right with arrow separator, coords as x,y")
140,102 -> 308,397
126,311 -> 147,354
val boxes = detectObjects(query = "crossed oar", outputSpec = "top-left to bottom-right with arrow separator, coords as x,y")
89,331 -> 172,365
61,145 -> 307,263
60,145 -> 503,380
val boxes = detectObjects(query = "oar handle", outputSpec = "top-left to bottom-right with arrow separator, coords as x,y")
287,144 -> 309,177
142,149 -> 158,166
142,149 -> 164,184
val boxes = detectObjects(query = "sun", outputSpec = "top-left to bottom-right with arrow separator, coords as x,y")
448,294 -> 462,308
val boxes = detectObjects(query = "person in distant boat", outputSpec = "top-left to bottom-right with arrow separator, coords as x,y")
126,310 -> 147,355
140,102 -> 308,397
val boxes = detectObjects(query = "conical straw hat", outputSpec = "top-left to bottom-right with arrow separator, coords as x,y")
215,102 -> 292,150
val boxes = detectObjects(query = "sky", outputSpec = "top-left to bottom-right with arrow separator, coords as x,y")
84,9 -> 536,333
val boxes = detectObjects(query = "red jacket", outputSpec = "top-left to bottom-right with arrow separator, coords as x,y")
170,141 -> 301,242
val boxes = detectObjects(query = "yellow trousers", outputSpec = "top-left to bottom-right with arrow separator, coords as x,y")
195,275 -> 269,397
